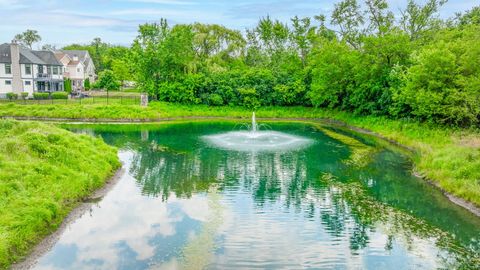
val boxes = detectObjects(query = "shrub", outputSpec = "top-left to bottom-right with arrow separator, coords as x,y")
208,93 -> 224,106
33,93 -> 50,100
51,92 -> 68,99
96,70 -> 120,91
84,78 -> 91,90
238,88 -> 260,109
64,78 -> 72,93
21,92 -> 29,99
6,93 -> 18,100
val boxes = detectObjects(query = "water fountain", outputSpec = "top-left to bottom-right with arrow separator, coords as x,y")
203,112 -> 312,152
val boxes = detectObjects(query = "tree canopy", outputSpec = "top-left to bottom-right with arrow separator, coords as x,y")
30,1 -> 480,127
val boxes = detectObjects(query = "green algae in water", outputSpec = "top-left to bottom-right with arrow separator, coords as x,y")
32,121 -> 480,270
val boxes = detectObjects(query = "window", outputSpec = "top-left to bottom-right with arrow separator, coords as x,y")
38,65 -> 44,73
47,66 -> 52,74
25,65 -> 31,75
25,80 -> 31,85
5,80 -> 11,85
77,68 -> 80,72
5,64 -> 11,74
53,66 -> 58,75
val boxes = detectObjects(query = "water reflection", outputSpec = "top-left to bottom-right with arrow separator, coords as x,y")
35,122 -> 480,269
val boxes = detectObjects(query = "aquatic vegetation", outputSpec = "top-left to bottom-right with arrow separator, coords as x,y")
315,126 -> 379,168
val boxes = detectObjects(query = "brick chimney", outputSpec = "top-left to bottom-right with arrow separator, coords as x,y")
10,41 -> 22,94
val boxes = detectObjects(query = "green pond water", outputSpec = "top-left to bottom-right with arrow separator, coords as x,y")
33,121 -> 479,270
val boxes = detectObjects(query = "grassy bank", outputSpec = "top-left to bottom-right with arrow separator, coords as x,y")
0,102 -> 479,207
0,120 -> 120,269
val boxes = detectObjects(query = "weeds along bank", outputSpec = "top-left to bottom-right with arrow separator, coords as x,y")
0,120 -> 120,269
0,102 -> 478,208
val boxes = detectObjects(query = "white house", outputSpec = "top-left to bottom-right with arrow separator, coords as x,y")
0,42 -> 64,98
54,50 -> 95,92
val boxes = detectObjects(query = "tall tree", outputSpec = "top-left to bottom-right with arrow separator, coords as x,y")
365,0 -> 394,35
14,29 -> 41,49
400,0 -> 447,41
331,0 -> 364,48
290,16 -> 316,67
455,6 -> 480,26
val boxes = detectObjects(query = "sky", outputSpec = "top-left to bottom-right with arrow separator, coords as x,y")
0,0 -> 477,47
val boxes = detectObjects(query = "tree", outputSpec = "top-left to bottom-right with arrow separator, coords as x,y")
14,30 -> 41,49
364,0 -> 394,35
111,59 -> 130,89
64,78 -> 72,93
400,0 -> 447,41
392,26 -> 480,126
96,70 -> 120,91
290,16 -> 316,67
41,44 -> 56,51
331,0 -> 364,48
456,6 -> 480,26
130,19 -> 195,98
84,78 -> 91,90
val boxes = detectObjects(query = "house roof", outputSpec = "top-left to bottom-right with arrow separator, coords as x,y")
56,50 -> 94,70
32,50 -> 62,65
0,44 -> 11,63
0,43 -> 62,65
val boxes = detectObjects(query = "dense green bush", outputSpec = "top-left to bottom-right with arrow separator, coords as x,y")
33,92 -> 50,100
392,26 -> 480,126
64,78 -> 72,93
126,2 -> 480,127
6,93 -> 18,100
51,92 -> 68,99
96,70 -> 120,91
84,78 -> 91,90
21,92 -> 29,99
207,93 -> 224,106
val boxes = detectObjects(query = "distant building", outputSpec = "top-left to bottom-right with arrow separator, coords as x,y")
55,50 -> 96,92
0,42 -> 64,98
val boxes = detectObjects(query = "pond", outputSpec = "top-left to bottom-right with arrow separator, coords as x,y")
32,121 -> 479,269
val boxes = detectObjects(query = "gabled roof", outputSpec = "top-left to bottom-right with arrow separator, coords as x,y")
0,43 -> 62,65
59,50 -> 93,69
60,50 -> 88,60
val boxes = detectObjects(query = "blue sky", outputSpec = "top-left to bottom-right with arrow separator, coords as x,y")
0,0 -> 477,47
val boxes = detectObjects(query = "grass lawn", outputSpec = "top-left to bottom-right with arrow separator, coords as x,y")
0,120 -> 120,269
0,101 -> 479,207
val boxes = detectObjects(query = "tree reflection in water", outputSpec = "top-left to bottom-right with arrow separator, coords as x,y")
69,122 -> 480,269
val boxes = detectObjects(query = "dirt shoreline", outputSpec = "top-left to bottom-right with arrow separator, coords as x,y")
10,168 -> 125,270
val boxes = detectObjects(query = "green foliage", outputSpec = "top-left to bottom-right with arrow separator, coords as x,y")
0,102 -> 478,207
96,70 -> 120,91
64,78 -> 72,93
207,93 -> 224,106
84,78 -> 91,90
33,92 -> 49,100
14,29 -> 41,49
57,3 -> 479,127
21,92 -> 28,99
393,26 -> 480,126
111,59 -> 129,87
51,92 -> 68,99
0,120 -> 119,269
6,93 -> 18,100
